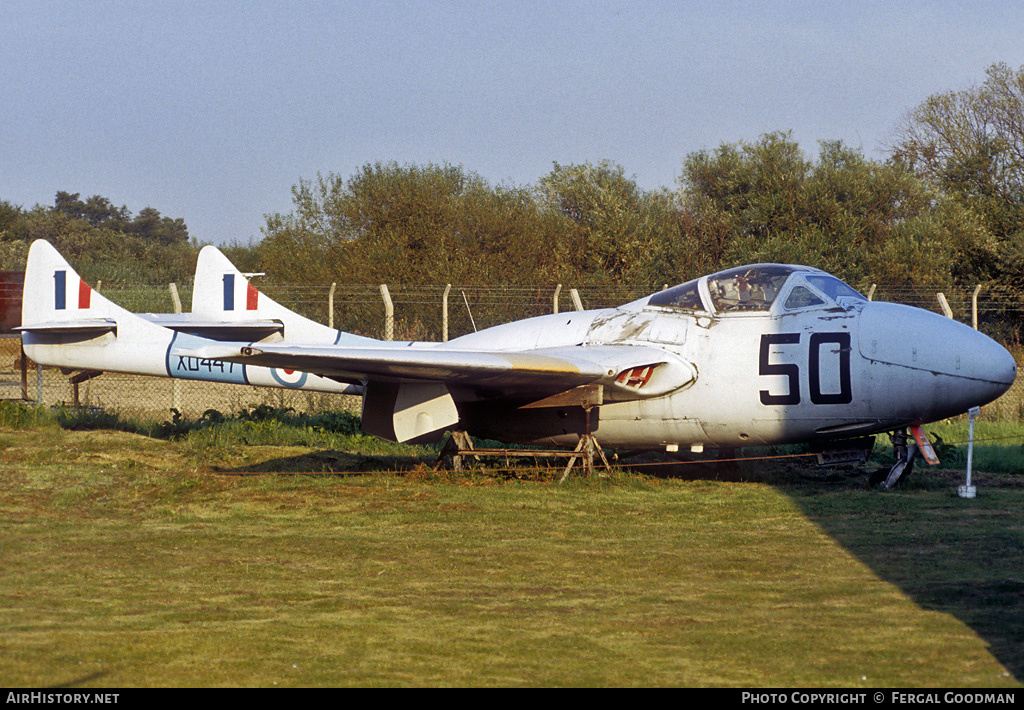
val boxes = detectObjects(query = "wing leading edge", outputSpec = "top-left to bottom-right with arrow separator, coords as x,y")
188,341 -> 696,401
186,340 -> 696,444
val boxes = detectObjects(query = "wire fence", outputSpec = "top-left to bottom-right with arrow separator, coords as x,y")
3,281 -> 1024,422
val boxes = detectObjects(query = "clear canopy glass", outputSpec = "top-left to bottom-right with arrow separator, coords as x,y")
647,265 -> 866,314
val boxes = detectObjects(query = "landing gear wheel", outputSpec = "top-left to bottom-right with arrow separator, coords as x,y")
876,429 -> 917,489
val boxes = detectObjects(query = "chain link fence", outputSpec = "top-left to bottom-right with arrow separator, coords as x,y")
2,280 -> 1023,422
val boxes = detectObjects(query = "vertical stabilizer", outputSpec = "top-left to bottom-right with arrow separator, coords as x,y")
193,245 -> 376,346
19,240 -> 360,395
20,240 -> 175,377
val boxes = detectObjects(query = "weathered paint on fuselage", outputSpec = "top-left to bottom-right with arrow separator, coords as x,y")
449,296 -> 1016,449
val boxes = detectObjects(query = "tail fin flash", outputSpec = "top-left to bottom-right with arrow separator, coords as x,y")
21,240 -> 114,332
193,245 -> 376,345
193,246 -> 264,318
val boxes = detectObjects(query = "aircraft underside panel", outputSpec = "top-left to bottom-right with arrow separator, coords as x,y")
361,381 -> 461,444
460,397 -> 707,449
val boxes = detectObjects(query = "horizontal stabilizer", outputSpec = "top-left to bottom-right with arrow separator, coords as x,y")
139,313 -> 284,341
17,318 -> 117,335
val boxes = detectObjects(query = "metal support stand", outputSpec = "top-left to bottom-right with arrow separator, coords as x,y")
435,427 -> 611,481
435,387 -> 611,481
69,370 -> 103,408
559,403 -> 610,482
436,430 -> 477,472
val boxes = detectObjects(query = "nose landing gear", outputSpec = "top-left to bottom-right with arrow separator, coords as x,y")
869,429 -> 917,489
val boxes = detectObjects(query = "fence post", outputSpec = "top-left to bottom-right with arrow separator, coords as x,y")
936,293 -> 953,319
20,342 -> 28,401
553,284 -> 562,314
972,284 -> 981,330
442,284 -> 451,341
168,283 -> 182,314
570,288 -> 583,311
328,282 -> 337,329
380,284 -> 394,340
866,284 -> 876,301
169,283 -> 182,412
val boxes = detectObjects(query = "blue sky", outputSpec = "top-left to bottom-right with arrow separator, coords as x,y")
3,1 -> 1023,245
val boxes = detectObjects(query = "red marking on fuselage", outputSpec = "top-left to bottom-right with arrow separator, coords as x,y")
616,365 -> 654,388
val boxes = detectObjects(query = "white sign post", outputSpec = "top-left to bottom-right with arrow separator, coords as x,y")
959,406 -> 981,498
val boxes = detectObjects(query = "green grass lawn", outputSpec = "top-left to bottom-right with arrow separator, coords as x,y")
1,410 -> 1022,687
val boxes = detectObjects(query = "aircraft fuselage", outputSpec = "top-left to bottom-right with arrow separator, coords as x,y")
452,290 -> 1015,450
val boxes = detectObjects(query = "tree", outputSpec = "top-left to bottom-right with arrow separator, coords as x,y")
891,62 -> 1024,248
679,132 -> 811,269
677,132 -> 988,288
0,193 -> 197,282
537,161 -> 682,286
130,207 -> 190,245
260,163 -> 579,335
890,63 -> 1024,339
0,201 -> 28,242
261,163 -> 484,284
54,192 -> 130,229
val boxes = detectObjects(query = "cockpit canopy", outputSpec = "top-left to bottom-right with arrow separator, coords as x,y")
647,264 -> 867,315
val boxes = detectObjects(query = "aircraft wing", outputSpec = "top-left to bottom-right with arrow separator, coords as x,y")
188,341 -> 696,399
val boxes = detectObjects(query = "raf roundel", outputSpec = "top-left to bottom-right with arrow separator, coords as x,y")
271,368 -> 308,388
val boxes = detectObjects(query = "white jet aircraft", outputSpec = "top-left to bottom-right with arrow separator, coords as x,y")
19,239 -> 1017,487
188,244 -> 1017,486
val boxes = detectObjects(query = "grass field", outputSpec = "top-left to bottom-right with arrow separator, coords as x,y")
1,406 -> 1023,687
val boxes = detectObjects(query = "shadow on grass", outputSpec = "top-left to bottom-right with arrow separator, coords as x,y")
786,470 -> 1024,683
438,443 -> 1024,682
213,449 -> 432,474
647,449 -> 1024,684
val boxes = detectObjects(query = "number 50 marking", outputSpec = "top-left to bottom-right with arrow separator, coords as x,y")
759,332 -> 852,406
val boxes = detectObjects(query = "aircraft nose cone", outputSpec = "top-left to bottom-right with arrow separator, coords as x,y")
970,332 -> 1017,387
859,302 -> 1016,412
